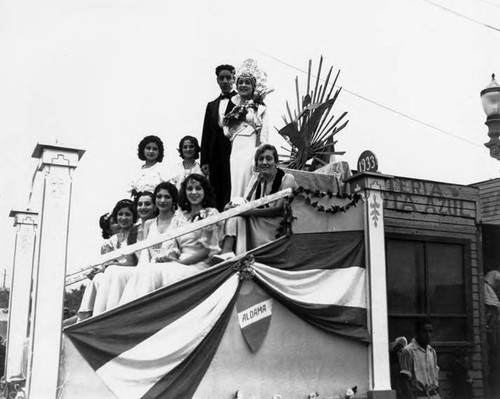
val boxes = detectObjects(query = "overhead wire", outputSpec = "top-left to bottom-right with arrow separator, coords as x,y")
478,0 -> 500,9
421,0 -> 500,32
251,48 -> 484,149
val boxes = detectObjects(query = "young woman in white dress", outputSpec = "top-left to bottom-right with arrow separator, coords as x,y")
134,190 -> 157,242
137,182 -> 179,264
77,199 -> 139,320
168,135 -> 204,190
129,135 -> 169,197
223,59 -> 272,199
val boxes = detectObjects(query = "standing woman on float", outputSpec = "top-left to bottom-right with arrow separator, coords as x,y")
129,135 -> 168,197
169,135 -> 204,190
223,59 -> 271,198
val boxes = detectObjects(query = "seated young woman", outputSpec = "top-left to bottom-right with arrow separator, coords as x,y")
138,181 -> 178,263
223,144 -> 297,255
77,199 -> 139,320
119,173 -> 223,304
134,190 -> 157,242
99,212 -> 119,241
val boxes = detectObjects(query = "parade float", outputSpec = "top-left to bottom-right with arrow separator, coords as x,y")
3,59 -> 396,399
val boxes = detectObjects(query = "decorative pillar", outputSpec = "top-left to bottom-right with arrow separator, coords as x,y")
345,171 -> 395,399
5,210 -> 38,383
27,144 -> 84,399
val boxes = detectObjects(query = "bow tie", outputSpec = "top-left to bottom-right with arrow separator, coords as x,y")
220,91 -> 236,100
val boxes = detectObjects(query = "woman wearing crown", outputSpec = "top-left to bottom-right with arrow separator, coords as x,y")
222,59 -> 272,199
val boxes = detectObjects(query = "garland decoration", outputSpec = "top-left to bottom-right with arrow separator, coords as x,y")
276,197 -> 296,239
276,186 -> 363,238
292,186 -> 363,214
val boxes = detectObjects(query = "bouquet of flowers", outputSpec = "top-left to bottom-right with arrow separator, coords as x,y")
222,99 -> 259,131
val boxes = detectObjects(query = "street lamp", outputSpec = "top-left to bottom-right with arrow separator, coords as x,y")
481,74 -> 500,160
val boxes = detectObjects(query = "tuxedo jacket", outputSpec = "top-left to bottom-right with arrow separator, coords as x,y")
200,94 -> 236,210
201,95 -> 234,167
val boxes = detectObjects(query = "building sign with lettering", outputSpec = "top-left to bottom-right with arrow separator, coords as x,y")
383,178 -> 474,218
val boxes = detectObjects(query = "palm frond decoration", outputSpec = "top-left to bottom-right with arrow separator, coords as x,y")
278,56 -> 348,171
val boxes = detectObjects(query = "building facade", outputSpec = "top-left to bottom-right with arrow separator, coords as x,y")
383,175 -> 485,398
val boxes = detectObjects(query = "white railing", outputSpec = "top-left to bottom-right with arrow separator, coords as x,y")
65,188 -> 293,286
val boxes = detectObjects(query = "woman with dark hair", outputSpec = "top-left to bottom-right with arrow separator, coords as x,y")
139,182 -> 178,262
162,174 -> 220,266
223,59 -> 272,198
169,135 -> 204,189
223,144 -> 297,255
77,199 -> 140,320
135,191 -> 156,222
129,135 -> 168,197
99,213 -> 119,240
119,174 -> 222,303
134,191 -> 156,242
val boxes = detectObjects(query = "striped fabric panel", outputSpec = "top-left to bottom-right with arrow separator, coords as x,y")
141,288 -> 238,399
95,274 -> 239,399
252,262 -> 368,341
253,262 -> 366,308
252,231 -> 365,271
64,263 -> 236,370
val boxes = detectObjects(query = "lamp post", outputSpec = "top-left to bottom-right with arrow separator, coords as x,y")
481,74 -> 500,160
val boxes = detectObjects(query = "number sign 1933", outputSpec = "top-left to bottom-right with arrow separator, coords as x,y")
357,150 -> 378,173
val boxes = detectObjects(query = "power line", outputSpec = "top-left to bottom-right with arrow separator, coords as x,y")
252,48 -> 484,149
422,0 -> 500,32
479,0 -> 500,9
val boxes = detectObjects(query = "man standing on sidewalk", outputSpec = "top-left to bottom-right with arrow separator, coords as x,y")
399,318 -> 441,399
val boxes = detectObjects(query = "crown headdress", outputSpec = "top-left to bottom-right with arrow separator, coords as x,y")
236,59 -> 269,97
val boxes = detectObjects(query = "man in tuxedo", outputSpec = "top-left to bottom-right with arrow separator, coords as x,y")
201,64 -> 237,211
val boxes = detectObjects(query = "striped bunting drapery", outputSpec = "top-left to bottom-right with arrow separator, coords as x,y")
251,230 -> 368,341
64,230 -> 367,399
251,230 -> 365,271
65,264 -> 240,399
251,263 -> 368,341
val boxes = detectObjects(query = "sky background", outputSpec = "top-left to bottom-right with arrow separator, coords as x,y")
1,0 -> 500,282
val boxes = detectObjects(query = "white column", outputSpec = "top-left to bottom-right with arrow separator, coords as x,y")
346,172 -> 395,399
5,210 -> 38,382
28,143 -> 84,399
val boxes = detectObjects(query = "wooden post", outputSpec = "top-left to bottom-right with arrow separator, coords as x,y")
28,144 -> 84,399
345,172 -> 395,399
5,210 -> 38,383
